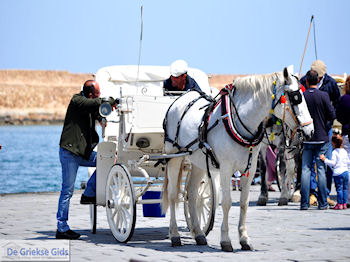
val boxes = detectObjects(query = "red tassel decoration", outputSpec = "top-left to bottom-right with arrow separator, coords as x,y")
242,171 -> 250,177
281,95 -> 286,104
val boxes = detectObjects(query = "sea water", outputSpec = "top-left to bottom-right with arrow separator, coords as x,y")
0,125 -> 96,194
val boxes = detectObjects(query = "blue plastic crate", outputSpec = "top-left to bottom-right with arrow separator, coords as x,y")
142,191 -> 165,217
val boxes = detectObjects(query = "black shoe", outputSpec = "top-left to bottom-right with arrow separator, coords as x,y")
80,194 -> 96,205
56,230 -> 80,240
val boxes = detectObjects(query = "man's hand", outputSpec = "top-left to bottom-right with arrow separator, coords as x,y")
112,98 -> 120,110
99,118 -> 107,128
319,154 -> 326,161
104,97 -> 120,110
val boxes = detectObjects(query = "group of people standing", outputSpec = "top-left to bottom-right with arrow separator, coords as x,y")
299,60 -> 350,210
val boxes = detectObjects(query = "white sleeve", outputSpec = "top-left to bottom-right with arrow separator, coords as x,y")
324,151 -> 337,167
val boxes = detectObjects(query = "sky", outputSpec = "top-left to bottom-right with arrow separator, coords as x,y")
1,0 -> 349,76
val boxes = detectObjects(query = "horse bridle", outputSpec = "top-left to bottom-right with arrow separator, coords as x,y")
272,77 -> 313,142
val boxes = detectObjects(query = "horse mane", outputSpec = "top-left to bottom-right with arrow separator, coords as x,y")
233,72 -> 283,103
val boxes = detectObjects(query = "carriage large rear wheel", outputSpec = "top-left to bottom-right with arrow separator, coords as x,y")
183,173 -> 216,236
106,164 -> 136,243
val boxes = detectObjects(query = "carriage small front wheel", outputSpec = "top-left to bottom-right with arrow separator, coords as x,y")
183,173 -> 216,236
106,164 -> 136,243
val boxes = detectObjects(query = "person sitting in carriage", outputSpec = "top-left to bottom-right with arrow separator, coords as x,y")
163,59 -> 202,93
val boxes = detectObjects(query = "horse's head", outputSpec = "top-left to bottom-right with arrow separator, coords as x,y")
272,68 -> 314,141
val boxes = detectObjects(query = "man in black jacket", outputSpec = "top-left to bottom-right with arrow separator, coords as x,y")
300,70 -> 336,210
300,60 -> 340,108
300,60 -> 340,206
56,80 -> 116,240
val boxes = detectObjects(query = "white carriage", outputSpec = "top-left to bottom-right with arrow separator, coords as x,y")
89,65 -> 219,243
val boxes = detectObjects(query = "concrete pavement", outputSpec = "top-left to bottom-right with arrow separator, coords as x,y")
1,185 -> 350,261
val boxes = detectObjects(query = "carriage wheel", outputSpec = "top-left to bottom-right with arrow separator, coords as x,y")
106,164 -> 136,243
89,204 -> 97,234
184,173 -> 216,236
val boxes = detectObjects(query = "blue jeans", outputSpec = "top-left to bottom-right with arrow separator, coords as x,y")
57,147 -> 97,232
334,172 -> 349,204
310,129 -> 333,197
301,142 -> 329,209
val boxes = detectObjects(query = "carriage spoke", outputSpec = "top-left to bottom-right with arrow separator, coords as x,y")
112,177 -> 121,197
109,185 -> 117,197
116,211 -> 123,232
120,179 -> 127,196
113,174 -> 119,188
201,181 -> 209,194
115,210 -> 121,229
203,203 -> 210,213
201,210 -> 208,225
118,210 -> 126,234
111,208 -> 118,220
200,195 -> 210,200
122,196 -> 131,209
120,208 -> 129,233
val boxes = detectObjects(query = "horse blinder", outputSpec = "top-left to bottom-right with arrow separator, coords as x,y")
287,90 -> 302,106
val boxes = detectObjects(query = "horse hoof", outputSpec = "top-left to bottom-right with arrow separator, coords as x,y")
171,237 -> 182,247
278,198 -> 288,206
195,235 -> 207,245
257,196 -> 267,206
240,242 -> 254,251
220,241 -> 233,252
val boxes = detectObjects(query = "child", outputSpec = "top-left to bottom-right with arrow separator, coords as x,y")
320,134 -> 350,210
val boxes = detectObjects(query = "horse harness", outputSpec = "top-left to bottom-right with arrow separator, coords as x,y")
163,84 -> 266,177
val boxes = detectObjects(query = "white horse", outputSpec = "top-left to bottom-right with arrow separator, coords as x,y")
162,68 -> 314,251
257,118 -> 304,206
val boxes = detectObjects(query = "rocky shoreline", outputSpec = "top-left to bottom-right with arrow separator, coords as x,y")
0,117 -> 63,126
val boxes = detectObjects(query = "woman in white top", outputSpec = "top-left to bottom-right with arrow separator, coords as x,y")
320,134 -> 350,210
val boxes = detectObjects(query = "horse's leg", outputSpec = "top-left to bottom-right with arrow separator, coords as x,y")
257,151 -> 268,206
219,165 -> 233,252
238,161 -> 257,251
187,165 -> 207,245
292,151 -> 302,202
166,157 -> 183,246
278,156 -> 289,206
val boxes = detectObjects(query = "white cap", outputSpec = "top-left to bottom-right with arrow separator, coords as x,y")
170,59 -> 188,77
311,60 -> 327,77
